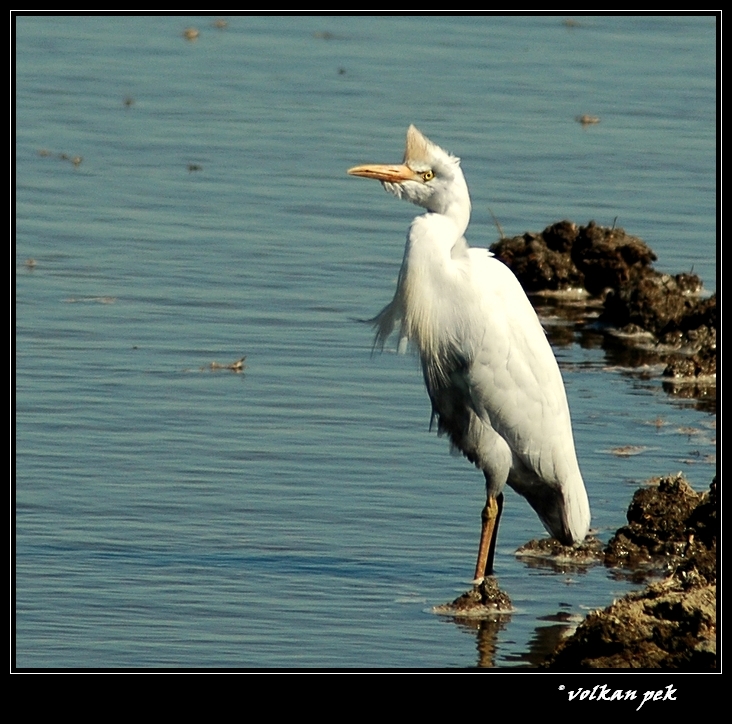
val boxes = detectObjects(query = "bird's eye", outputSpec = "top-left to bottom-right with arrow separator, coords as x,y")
422,170 -> 435,182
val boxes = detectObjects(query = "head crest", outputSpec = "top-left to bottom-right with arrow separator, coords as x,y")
404,125 -> 459,170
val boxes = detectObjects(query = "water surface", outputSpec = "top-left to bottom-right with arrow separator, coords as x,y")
15,14 -> 716,668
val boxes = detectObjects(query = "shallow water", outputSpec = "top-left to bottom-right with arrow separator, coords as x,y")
15,14 -> 716,668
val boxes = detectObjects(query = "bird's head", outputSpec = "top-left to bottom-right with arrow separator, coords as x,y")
348,125 -> 471,229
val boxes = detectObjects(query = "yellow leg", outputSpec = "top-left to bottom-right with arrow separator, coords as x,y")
473,493 -> 504,583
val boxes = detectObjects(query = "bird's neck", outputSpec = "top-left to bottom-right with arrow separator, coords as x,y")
428,182 -> 471,238
436,201 -> 470,238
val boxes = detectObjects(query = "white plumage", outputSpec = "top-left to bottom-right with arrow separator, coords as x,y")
348,125 -> 590,581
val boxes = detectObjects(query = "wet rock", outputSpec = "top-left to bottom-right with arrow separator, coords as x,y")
604,474 -> 714,570
516,535 -> 605,571
661,295 -> 717,379
491,220 -> 716,388
490,219 -> 660,296
545,577 -> 716,669
490,220 -> 585,292
545,475 -> 717,669
433,577 -> 512,617
572,221 -> 658,297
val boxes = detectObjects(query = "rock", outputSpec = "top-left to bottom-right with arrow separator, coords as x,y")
545,476 -> 717,669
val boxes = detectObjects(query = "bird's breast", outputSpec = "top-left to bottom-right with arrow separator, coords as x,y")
400,232 -> 478,384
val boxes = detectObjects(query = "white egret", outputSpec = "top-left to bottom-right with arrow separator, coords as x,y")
348,126 -> 590,582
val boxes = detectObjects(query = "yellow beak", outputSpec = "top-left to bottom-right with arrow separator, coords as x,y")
347,163 -> 419,183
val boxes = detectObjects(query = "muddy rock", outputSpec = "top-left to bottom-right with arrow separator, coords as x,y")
545,577 -> 716,669
491,220 -> 716,386
604,474 -> 715,570
571,220 -> 658,297
545,475 -> 717,669
516,535 -> 605,570
490,219 -> 659,296
433,577 -> 513,617
489,220 -> 585,292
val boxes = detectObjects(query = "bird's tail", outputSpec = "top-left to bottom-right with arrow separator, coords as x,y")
562,472 -> 591,544
511,469 -> 590,545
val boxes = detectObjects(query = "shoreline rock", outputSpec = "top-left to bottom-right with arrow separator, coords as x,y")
545,475 -> 717,669
491,220 -> 717,384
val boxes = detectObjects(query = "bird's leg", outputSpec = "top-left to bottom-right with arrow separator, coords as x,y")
485,493 -> 503,576
473,492 -> 504,583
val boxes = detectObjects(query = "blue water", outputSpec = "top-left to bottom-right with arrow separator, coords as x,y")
15,14 -> 716,668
